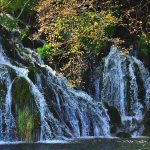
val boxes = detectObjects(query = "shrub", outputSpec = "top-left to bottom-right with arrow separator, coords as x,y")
36,0 -> 120,86
37,44 -> 53,59
0,14 -> 18,31
139,34 -> 150,56
0,0 -> 38,14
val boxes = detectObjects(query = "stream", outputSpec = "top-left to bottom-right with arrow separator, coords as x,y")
0,138 -> 150,150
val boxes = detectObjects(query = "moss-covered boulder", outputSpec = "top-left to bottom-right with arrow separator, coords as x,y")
11,77 -> 40,141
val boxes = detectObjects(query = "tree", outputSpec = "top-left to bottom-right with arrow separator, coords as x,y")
0,0 -> 37,15
36,0 -> 119,86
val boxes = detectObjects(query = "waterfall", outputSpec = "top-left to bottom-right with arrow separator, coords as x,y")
0,71 -> 15,141
4,77 -> 16,140
0,46 -> 61,141
102,48 -> 126,119
101,46 -> 150,136
1,28 -> 150,140
0,40 -> 110,142
132,57 -> 150,108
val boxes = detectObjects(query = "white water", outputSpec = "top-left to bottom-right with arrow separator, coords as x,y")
0,42 -> 110,142
0,47 -> 53,141
101,46 -> 150,136
1,35 -> 150,141
4,77 -> 15,140
0,53 -> 15,141
102,48 -> 126,119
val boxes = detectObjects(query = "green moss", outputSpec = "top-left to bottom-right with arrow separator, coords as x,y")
1,0 -> 38,14
21,29 -> 29,40
18,110 -> 35,141
139,34 -> 150,56
11,77 -> 39,141
0,14 -> 18,31
37,44 -> 52,59
12,77 -> 32,103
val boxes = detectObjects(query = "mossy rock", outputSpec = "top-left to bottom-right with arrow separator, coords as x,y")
11,76 -> 40,141
12,77 -> 33,105
116,132 -> 131,138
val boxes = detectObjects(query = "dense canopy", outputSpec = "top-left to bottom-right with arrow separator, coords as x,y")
0,0 -> 150,86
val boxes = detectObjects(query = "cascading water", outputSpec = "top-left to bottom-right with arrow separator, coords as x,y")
100,46 -> 150,136
0,37 -> 110,142
1,25 -> 150,141
4,77 -> 16,141
0,45 -> 69,141
0,72 -> 15,141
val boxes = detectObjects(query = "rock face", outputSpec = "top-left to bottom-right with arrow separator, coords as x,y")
0,30 -> 110,142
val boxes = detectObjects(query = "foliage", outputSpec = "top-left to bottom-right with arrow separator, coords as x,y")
0,0 -> 38,14
94,0 -> 149,36
0,14 -> 18,31
1,0 -> 150,87
139,34 -> 150,56
37,44 -> 53,59
20,29 -> 29,39
36,0 -> 119,86
89,0 -> 150,56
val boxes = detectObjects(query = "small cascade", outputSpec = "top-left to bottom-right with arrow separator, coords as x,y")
101,46 -> 150,136
132,57 -> 150,107
0,71 -> 15,141
4,77 -> 15,140
0,46 -> 61,141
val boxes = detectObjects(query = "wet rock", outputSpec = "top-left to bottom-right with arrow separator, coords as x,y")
104,102 -> 121,134
116,132 -> 131,138
28,66 -> 36,83
142,111 -> 150,136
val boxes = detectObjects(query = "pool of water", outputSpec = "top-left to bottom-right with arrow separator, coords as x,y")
0,138 -> 150,150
